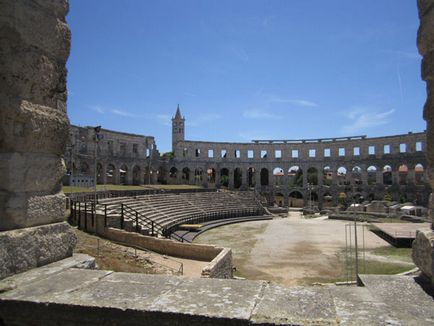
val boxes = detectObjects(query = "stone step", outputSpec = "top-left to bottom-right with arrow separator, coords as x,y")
359,274 -> 434,326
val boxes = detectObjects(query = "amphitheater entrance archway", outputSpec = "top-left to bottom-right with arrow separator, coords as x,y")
367,166 -> 377,185
207,168 -> 216,184
323,166 -> 332,186
80,161 -> 90,175
337,167 -> 347,186
106,164 -> 115,184
182,167 -> 190,183
383,165 -> 392,185
415,163 -> 424,184
220,168 -> 229,187
352,166 -> 362,185
234,168 -> 242,189
398,164 -> 408,185
273,167 -> 284,186
260,168 -> 269,186
194,168 -> 203,184
132,165 -> 141,185
119,165 -> 128,185
288,166 -> 303,187
274,192 -> 284,207
169,167 -> 177,182
289,191 -> 304,208
323,192 -> 333,207
96,163 -> 103,184
248,167 -> 256,187
307,167 -> 318,185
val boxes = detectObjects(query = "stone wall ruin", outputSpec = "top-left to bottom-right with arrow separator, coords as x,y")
0,0 -> 76,279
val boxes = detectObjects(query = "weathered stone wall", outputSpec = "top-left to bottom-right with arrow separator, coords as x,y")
101,226 -> 233,279
67,125 -> 160,186
412,0 -> 434,285
418,0 -> 434,228
170,132 -> 430,207
0,0 -> 76,279
0,0 -> 70,230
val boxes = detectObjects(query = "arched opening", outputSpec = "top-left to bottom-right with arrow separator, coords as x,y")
106,164 -> 115,184
207,168 -> 216,184
119,165 -> 128,185
132,165 -> 141,185
234,168 -> 242,189
194,168 -> 203,184
337,167 -> 347,186
220,168 -> 229,187
169,167 -> 178,180
383,165 -> 392,185
96,163 -> 103,184
144,166 -> 152,184
248,167 -> 256,187
367,193 -> 375,201
80,161 -> 90,175
323,166 -> 332,186
367,166 -> 377,185
288,191 -> 304,208
182,167 -> 190,183
307,167 -> 318,185
398,164 -> 408,185
288,166 -> 303,187
274,192 -> 284,207
273,167 -> 284,185
260,168 -> 269,186
415,163 -> 424,184
157,166 -> 166,184
352,166 -> 362,185
323,192 -> 333,207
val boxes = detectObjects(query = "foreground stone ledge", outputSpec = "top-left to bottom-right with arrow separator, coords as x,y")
0,222 -> 76,279
1,259 -> 434,326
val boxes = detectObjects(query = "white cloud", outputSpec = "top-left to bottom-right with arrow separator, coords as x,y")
111,109 -> 137,118
342,108 -> 395,134
265,94 -> 318,108
243,109 -> 281,120
89,105 -> 105,114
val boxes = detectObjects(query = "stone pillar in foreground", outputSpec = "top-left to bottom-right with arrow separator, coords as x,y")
0,0 -> 76,279
412,0 -> 434,285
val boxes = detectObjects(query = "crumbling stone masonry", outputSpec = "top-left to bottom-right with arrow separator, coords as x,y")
0,0 -> 76,278
412,0 -> 434,284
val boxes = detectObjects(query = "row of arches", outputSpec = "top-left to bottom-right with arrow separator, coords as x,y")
168,164 -> 426,188
70,161 -> 157,185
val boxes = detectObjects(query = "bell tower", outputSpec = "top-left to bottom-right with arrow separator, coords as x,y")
172,104 -> 185,152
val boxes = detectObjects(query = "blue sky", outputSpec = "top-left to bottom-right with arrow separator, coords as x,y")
67,0 -> 425,153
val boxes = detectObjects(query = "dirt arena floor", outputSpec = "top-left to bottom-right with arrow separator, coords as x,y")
194,212 -> 415,286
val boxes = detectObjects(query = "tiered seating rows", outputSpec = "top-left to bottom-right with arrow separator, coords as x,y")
95,191 -> 263,233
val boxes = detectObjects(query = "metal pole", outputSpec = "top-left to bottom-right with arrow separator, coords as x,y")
354,219 -> 359,283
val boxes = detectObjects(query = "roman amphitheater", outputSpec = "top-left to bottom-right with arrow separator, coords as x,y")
1,0 -> 434,325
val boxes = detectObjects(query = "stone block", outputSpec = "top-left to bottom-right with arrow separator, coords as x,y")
412,230 -> 434,282
422,51 -> 434,81
0,222 -> 77,280
251,285 -> 337,325
0,1 -> 71,59
0,100 -> 69,154
0,192 -> 67,231
0,153 -> 65,193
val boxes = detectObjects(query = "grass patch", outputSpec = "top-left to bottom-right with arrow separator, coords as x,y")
369,246 -> 413,263
146,184 -> 202,190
